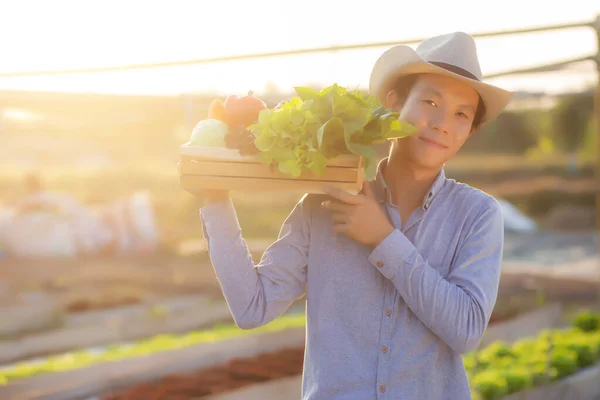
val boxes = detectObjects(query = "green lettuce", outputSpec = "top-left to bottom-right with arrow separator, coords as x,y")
249,84 -> 416,181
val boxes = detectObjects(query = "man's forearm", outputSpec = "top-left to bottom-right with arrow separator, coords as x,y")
368,199 -> 503,353
200,196 -> 310,329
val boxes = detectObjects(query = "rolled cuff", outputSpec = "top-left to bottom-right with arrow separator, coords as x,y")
368,229 -> 416,279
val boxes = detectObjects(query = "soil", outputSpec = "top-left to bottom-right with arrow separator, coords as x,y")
101,347 -> 305,400
488,311 -> 519,325
0,251 -> 225,311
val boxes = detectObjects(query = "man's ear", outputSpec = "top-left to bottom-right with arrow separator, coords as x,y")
385,90 -> 402,111
469,121 -> 481,136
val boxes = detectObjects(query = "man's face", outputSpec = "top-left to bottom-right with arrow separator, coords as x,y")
387,74 -> 480,170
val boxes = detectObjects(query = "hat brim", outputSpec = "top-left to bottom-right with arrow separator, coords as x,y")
369,45 -> 514,126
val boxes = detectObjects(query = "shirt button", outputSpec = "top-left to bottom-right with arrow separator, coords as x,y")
385,309 -> 392,316
382,346 -> 388,353
376,260 -> 384,268
380,385 -> 386,393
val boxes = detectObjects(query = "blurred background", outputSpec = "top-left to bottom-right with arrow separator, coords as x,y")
0,1 -> 599,399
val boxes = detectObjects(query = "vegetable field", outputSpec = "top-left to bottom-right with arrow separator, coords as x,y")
2,311 -> 600,399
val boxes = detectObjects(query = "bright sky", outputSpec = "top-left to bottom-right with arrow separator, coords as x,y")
0,0 -> 598,97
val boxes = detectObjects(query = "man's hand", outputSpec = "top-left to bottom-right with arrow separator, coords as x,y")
321,181 -> 395,248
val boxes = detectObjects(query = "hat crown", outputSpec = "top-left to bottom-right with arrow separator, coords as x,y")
415,32 -> 482,80
368,31 -> 514,127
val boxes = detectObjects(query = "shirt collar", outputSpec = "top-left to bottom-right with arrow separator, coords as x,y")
371,157 -> 446,210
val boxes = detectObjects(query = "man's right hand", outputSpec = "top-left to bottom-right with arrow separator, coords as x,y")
202,189 -> 230,205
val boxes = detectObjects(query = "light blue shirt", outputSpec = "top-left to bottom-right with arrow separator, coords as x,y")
200,157 -> 504,399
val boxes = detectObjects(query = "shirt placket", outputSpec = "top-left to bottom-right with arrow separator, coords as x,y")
375,203 -> 401,398
403,208 -> 425,234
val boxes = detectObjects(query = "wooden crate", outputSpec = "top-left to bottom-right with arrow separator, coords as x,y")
179,145 -> 365,194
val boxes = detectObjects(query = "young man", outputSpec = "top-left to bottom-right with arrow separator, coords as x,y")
199,32 -> 513,399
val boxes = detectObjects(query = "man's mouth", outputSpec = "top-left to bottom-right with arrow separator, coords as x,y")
419,136 -> 448,149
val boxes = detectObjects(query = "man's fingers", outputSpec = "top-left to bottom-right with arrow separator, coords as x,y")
323,186 -> 364,205
331,212 -> 347,224
361,180 -> 376,199
321,200 -> 353,213
332,222 -> 349,233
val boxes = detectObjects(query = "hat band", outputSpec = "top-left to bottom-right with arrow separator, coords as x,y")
430,62 -> 480,81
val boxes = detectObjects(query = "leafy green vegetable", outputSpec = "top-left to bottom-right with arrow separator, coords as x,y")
501,366 -> 533,394
249,84 -> 416,181
550,348 -> 579,379
572,311 -> 600,332
471,370 -> 509,400
465,310 -> 600,399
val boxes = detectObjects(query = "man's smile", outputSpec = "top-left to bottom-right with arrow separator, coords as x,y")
418,135 -> 448,149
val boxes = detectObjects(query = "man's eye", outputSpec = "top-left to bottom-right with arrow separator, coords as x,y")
456,112 -> 468,118
423,99 -> 436,106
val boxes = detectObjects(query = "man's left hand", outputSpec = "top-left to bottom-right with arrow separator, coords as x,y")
321,181 -> 395,248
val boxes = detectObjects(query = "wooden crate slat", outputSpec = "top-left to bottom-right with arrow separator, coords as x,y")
180,147 -> 361,168
180,174 -> 364,194
179,146 -> 365,194
180,160 -> 359,182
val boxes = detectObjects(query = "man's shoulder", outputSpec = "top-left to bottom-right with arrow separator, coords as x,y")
290,193 -> 331,221
299,193 -> 330,209
444,179 -> 502,218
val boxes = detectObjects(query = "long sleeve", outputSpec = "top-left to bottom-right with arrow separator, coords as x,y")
367,197 -> 504,354
200,194 -> 312,330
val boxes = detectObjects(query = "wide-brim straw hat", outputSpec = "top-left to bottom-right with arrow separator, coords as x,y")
369,31 -> 514,126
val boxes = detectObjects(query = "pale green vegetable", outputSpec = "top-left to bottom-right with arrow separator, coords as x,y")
188,119 -> 229,147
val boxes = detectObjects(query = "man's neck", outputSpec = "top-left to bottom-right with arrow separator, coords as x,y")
383,151 -> 442,209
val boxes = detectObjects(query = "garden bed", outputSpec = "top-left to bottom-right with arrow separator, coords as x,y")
3,272 -> 553,368
0,315 -> 306,400
503,362 -> 600,400
0,303 -> 557,381
101,360 -> 600,400
0,298 -> 64,339
480,303 -> 562,348
0,297 -> 233,365
0,304 -> 571,400
101,346 -> 305,399
102,311 -> 600,400
0,298 -> 550,367
0,251 -> 224,314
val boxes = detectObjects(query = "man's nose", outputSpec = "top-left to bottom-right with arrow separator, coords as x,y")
430,109 -> 451,134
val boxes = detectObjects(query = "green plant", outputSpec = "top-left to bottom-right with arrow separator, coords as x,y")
249,84 -> 416,180
551,94 -> 593,154
467,311 -> 600,400
471,370 -> 509,400
572,311 -> 600,332
578,119 -> 596,163
501,366 -> 534,394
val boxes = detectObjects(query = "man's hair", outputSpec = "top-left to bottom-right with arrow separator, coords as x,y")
392,74 -> 486,131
